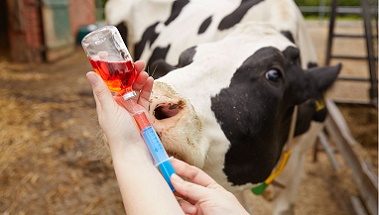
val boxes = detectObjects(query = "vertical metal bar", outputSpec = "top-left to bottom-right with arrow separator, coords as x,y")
350,196 -> 369,215
325,0 -> 338,66
312,140 -> 319,162
361,0 -> 378,106
325,99 -> 378,215
318,131 -> 340,170
319,0 -> 327,19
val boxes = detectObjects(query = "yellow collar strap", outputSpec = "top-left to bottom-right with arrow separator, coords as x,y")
251,150 -> 292,195
251,105 -> 298,195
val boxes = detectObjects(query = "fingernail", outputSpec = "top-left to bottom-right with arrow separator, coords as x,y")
171,174 -> 184,184
86,73 -> 98,85
184,205 -> 197,214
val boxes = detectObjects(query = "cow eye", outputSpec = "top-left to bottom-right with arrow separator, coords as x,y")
265,69 -> 282,82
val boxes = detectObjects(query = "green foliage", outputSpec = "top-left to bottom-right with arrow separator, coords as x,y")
95,0 -> 363,20
100,0 -> 108,8
295,0 -> 329,6
294,0 -> 360,6
295,0 -> 362,18
95,0 -> 108,21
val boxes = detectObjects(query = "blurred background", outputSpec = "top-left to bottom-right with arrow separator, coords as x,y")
0,0 -> 377,214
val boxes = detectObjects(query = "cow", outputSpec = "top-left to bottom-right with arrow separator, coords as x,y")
147,24 -> 340,213
105,0 -> 318,76
104,0 -> 341,214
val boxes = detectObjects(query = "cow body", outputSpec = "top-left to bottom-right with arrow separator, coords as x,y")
105,1 -> 341,214
106,0 -> 317,72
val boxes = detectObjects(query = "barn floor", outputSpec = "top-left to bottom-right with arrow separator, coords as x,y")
0,20 -> 377,214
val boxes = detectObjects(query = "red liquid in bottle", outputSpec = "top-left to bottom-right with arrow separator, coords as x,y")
89,58 -> 137,95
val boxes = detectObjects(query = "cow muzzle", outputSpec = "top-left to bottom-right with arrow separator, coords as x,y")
148,82 -> 203,167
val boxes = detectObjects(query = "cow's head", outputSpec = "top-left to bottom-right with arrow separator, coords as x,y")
147,23 -> 340,191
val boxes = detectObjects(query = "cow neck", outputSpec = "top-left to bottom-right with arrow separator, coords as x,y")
251,105 -> 298,196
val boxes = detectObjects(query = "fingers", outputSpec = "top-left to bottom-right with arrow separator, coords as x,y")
133,70 -> 149,92
170,158 -> 225,203
171,173 -> 212,204
86,71 -> 115,113
138,76 -> 154,110
177,199 -> 198,215
87,60 -> 153,113
171,158 -> 220,189
133,60 -> 149,93
134,60 -> 145,74
132,60 -> 154,110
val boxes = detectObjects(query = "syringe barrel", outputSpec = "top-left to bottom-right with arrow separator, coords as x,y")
141,126 -> 170,164
133,111 -> 151,130
132,111 -> 175,191
141,126 -> 175,191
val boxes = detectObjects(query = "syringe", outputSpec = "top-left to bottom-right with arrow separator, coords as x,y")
81,26 -> 175,191
126,99 -> 176,191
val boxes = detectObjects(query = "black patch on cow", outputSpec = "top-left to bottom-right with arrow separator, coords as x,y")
164,0 -> 190,26
177,46 -> 196,67
295,101 -> 314,136
198,16 -> 212,34
211,47 -> 294,185
311,97 -> 327,123
148,46 -> 196,78
307,62 -> 318,69
147,45 -> 171,70
295,97 -> 328,136
218,0 -> 264,30
116,22 -> 128,47
280,31 -> 295,44
150,59 -> 176,79
312,103 -> 327,122
134,22 -> 160,60
313,107 -> 327,122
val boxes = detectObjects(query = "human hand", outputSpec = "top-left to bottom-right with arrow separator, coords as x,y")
86,60 -> 154,158
170,158 -> 250,215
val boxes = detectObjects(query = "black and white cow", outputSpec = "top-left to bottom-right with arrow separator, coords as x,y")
105,0 -> 341,214
148,22 -> 340,201
105,0 -> 318,76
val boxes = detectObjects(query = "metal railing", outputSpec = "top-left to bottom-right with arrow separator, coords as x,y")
323,99 -> 378,215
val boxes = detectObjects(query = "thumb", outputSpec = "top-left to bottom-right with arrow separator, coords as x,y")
86,72 -> 115,112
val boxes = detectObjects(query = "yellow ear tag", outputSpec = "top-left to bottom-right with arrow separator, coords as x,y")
315,99 -> 325,112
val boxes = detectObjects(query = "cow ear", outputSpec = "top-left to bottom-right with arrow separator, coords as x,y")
150,59 -> 176,79
307,63 -> 341,93
292,63 -> 341,104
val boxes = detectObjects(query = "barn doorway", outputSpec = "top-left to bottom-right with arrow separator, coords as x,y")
0,0 -> 10,61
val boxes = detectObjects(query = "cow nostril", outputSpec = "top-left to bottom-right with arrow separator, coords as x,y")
153,101 -> 184,120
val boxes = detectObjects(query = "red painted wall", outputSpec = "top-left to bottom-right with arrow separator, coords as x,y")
7,0 -> 44,62
69,0 -> 97,42
6,0 -> 96,63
